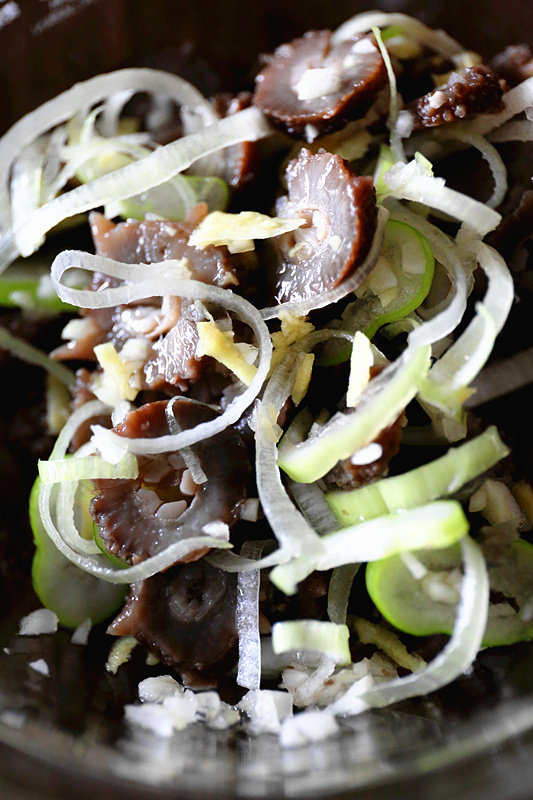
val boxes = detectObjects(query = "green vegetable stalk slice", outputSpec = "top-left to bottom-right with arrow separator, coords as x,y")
317,219 -> 434,366
0,262 -> 76,312
271,499 -> 468,595
366,539 -> 533,647
30,476 -> 126,628
278,342 -> 431,484
272,620 -> 351,665
326,425 -> 509,525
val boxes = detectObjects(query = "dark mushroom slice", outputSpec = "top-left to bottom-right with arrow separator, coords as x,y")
254,31 -> 386,137
91,399 -> 249,564
323,413 -> 405,492
269,148 -> 377,304
407,66 -> 504,130
109,559 -> 238,687
213,92 -> 258,189
143,298 -> 203,392
90,209 -> 238,288
490,44 -> 533,87
53,209 -> 239,363
323,364 -> 405,492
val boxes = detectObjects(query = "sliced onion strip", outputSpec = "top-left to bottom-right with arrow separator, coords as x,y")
421,242 -> 514,410
0,68 -> 218,231
10,107 -> 270,265
329,537 -> 488,714
236,542 -> 263,691
51,250 -> 272,456
414,128 -> 508,209
384,159 -> 501,236
332,11 -> 463,58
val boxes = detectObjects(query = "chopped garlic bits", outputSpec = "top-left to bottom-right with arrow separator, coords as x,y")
189,210 -> 306,254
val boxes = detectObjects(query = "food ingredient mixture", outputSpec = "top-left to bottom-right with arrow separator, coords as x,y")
1,9 -> 533,747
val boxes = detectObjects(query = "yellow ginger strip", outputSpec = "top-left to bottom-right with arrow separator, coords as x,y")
189,210 -> 306,253
346,331 -> 373,408
352,617 -> 426,673
270,311 -> 315,374
196,320 -> 257,385
292,353 -> 315,406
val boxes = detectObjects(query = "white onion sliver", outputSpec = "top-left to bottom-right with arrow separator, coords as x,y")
14,107 -> 271,262
423,242 -> 514,403
50,251 -> 272,456
10,140 -> 46,250
419,129 -> 508,209
0,68 -> 217,231
329,537 -> 488,715
56,479 -> 100,556
166,397 -> 207,484
388,202 -> 468,350
236,542 -> 263,690
253,331 -> 356,567
288,479 -> 339,536
38,452 -> 138,484
327,564 -> 360,625
100,89 -> 135,138
332,11 -> 463,58
384,161 -> 501,236
270,500 -> 468,595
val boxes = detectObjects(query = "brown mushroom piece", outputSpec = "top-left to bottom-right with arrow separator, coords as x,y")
490,44 -> 533,87
269,148 -> 377,304
213,91 -> 258,189
53,209 -> 238,378
407,66 -> 504,130
91,399 -> 250,564
323,413 -> 405,492
253,31 -> 386,137
109,559 -> 238,687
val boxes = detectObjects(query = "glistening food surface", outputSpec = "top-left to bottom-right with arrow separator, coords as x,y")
1,7 -> 533,763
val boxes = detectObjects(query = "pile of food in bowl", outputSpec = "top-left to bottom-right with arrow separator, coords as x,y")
1,8 -> 533,748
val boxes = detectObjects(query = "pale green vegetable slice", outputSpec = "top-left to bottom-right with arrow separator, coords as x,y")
30,477 -> 126,628
366,540 -> 533,647
271,500 -> 468,595
278,343 -> 431,483
326,426 -> 509,525
272,620 -> 351,665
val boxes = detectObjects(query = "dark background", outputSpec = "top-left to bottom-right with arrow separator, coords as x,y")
1,0 -> 533,133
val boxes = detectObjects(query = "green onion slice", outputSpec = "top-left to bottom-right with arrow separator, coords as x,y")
366,539 -> 533,647
272,620 -> 351,665
326,426 -> 509,525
